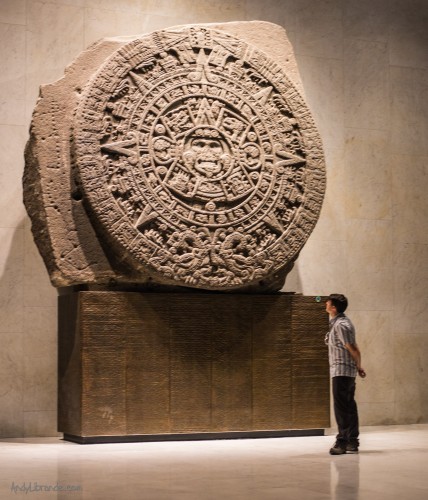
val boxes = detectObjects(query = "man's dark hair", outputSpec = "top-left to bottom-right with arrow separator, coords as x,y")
328,294 -> 348,313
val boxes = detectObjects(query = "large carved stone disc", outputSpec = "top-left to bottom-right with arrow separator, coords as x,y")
73,26 -> 326,290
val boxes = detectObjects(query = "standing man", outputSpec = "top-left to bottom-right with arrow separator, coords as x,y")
325,294 -> 366,455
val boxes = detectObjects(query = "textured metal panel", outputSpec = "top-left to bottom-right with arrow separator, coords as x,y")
252,296 -> 293,429
58,293 -> 81,436
58,292 -> 330,438
125,294 -> 171,434
291,296 -> 330,428
80,293 -> 127,436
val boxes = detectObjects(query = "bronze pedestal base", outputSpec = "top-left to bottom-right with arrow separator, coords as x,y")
58,292 -> 329,443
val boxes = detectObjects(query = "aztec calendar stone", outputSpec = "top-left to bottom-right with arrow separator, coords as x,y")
25,23 -> 326,291
73,27 -> 326,290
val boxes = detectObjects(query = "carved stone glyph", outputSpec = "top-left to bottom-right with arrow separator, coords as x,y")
24,22 -> 326,292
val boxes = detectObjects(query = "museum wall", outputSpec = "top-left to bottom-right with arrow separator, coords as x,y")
0,0 -> 427,437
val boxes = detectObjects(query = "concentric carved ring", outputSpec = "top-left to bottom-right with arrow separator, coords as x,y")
74,27 -> 326,290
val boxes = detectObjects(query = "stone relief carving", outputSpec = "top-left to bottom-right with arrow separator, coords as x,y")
24,22 -> 326,292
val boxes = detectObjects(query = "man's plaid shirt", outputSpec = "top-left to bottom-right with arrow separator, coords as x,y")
325,313 -> 357,378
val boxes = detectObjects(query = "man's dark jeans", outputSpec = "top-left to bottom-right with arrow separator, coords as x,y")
333,376 -> 359,443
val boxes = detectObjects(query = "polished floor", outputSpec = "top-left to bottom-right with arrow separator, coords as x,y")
0,425 -> 427,499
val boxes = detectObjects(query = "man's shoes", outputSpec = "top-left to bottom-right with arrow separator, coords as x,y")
329,441 -> 347,455
346,440 -> 359,454
329,438 -> 360,455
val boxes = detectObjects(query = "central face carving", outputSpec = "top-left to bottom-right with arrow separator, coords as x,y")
184,130 -> 228,179
74,27 -> 326,290
175,127 -> 234,204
